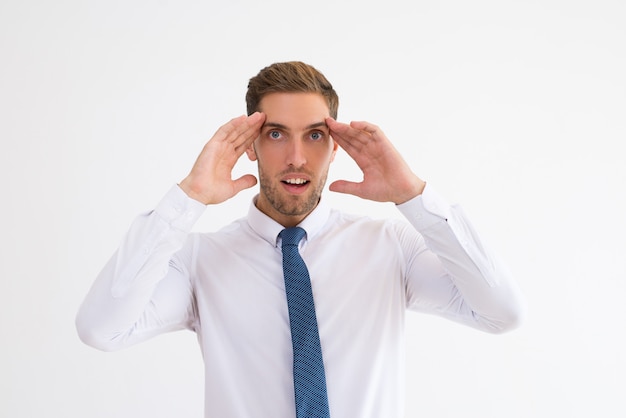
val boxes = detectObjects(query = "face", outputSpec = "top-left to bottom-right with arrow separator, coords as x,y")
246,92 -> 338,227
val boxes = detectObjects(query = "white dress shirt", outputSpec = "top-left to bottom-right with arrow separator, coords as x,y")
76,184 -> 525,418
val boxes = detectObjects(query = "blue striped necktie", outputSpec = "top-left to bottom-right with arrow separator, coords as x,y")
279,227 -> 330,418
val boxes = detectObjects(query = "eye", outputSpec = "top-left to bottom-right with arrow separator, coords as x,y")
268,130 -> 282,140
310,131 -> 324,141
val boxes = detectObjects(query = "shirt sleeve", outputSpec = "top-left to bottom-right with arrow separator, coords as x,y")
75,185 -> 206,351
396,184 -> 526,333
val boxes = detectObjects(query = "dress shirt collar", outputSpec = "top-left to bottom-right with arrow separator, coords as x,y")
247,195 -> 331,247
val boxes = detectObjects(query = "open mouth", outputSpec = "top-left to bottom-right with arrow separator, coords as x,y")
281,178 -> 310,192
282,178 -> 309,186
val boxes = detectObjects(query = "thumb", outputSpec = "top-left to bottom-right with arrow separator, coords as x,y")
232,174 -> 258,194
329,179 -> 362,197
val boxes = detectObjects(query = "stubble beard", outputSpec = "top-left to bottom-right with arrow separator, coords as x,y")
258,167 -> 328,218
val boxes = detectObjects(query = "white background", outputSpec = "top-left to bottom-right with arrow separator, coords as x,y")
1,0 -> 625,416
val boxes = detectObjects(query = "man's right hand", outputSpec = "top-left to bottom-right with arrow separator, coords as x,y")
179,112 -> 266,205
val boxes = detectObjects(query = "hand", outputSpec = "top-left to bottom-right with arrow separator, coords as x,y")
326,118 -> 425,204
179,112 -> 266,205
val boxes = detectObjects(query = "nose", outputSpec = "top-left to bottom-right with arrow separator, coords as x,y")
286,139 -> 307,167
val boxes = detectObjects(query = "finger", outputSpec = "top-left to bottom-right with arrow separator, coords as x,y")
350,121 -> 387,145
325,117 -> 347,131
334,120 -> 377,136
326,118 -> 357,138
215,113 -> 263,143
326,120 -> 364,152
232,174 -> 258,194
229,112 -> 265,151
215,115 -> 247,141
328,179 -> 363,197
349,120 -> 380,136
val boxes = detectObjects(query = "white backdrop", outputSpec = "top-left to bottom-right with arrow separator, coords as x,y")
1,0 -> 625,417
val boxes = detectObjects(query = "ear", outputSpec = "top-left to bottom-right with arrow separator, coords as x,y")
246,144 -> 258,161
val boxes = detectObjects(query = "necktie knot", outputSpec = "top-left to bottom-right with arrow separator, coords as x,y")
280,227 -> 306,248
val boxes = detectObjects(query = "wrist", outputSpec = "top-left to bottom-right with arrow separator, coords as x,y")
179,177 -> 209,205
394,178 -> 426,205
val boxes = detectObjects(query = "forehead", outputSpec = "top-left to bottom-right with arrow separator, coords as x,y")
258,92 -> 330,128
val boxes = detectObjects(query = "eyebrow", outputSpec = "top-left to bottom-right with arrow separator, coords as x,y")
263,121 -> 328,131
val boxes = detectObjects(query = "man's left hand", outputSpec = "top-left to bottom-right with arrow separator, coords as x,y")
326,118 -> 426,204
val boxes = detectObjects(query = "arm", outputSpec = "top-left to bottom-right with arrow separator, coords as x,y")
75,187 -> 205,351
327,118 -> 525,333
397,186 -> 525,333
76,113 -> 266,350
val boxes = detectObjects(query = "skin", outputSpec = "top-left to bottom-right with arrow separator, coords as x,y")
245,92 -> 338,227
179,92 -> 426,227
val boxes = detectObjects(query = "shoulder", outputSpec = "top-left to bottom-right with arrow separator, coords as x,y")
327,208 -> 420,241
194,217 -> 250,242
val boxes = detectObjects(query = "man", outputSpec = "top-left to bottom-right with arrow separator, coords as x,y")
76,61 -> 525,417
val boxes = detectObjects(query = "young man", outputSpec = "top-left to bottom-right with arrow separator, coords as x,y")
76,61 -> 525,418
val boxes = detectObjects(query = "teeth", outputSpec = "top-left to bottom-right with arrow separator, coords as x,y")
285,178 -> 308,185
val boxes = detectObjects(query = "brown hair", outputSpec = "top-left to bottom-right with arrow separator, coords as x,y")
246,61 -> 339,119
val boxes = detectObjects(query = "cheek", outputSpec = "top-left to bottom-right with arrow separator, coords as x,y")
312,151 -> 336,170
